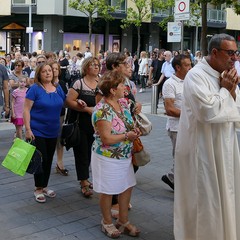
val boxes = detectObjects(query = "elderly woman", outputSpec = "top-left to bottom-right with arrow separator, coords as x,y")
91,70 -> 141,238
66,57 -> 99,197
96,52 -> 142,218
23,63 -> 66,203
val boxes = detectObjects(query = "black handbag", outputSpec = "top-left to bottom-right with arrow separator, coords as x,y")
65,69 -> 71,81
61,112 -> 80,151
61,79 -> 82,151
26,140 -> 43,174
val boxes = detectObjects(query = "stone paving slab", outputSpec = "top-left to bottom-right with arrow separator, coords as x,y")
0,113 -> 175,240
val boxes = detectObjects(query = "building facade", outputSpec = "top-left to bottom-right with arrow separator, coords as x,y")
0,0 -> 239,56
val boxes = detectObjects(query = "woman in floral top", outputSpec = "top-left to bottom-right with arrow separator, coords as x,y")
91,70 -> 141,238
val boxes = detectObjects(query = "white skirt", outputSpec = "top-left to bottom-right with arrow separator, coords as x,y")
91,151 -> 136,194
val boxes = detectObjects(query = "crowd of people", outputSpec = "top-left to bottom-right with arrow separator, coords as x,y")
0,33 -> 240,239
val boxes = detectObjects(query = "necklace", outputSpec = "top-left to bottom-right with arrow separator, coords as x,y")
83,78 -> 97,92
40,83 -> 56,93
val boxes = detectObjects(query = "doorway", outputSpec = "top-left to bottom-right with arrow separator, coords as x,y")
7,31 -> 25,53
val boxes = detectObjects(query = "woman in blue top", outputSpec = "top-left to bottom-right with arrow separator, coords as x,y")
24,63 -> 66,203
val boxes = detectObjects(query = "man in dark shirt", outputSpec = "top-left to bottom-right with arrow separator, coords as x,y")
148,49 -> 165,85
0,64 -> 10,118
148,49 -> 165,105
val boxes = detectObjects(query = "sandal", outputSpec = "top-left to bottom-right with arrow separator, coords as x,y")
116,220 -> 140,237
81,185 -> 93,198
43,189 -> 56,198
56,165 -> 69,176
101,219 -> 121,239
87,180 -> 93,189
34,191 -> 46,203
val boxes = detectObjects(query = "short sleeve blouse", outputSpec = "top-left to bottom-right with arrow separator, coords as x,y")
92,98 -> 134,160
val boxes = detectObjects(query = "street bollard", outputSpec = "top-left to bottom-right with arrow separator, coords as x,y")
151,85 -> 158,114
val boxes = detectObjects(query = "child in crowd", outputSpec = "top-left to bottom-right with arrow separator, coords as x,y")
11,77 -> 27,139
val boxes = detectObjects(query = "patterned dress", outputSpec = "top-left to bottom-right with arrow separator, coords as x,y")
91,98 -> 136,194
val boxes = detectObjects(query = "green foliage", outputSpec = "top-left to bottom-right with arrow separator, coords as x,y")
69,0 -> 118,20
121,0 -> 174,29
158,15 -> 174,31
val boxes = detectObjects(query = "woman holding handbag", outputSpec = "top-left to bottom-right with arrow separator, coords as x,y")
96,52 -> 142,218
66,57 -> 100,197
91,70 -> 141,238
23,63 -> 66,203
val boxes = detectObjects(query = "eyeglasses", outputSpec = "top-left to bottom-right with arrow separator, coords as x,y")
217,48 -> 240,56
90,63 -> 100,68
37,61 -> 46,64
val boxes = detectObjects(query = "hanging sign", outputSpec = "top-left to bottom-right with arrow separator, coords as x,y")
167,22 -> 182,42
174,0 -> 190,21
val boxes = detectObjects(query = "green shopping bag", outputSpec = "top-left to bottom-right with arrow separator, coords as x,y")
2,138 -> 36,176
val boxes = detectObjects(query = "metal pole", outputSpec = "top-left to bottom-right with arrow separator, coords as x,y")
195,25 -> 198,52
28,4 -> 32,53
180,21 -> 184,53
151,85 -> 158,114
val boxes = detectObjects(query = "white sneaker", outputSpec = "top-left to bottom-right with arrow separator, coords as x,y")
142,88 -> 146,92
139,88 -> 143,93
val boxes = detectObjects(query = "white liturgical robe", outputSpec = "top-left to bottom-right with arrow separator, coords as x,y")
174,58 -> 240,240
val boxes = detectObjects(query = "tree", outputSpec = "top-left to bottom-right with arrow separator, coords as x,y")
197,0 -> 240,55
69,0 -> 117,50
121,0 -> 174,57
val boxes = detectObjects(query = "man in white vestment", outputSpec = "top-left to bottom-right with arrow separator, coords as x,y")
174,34 -> 240,240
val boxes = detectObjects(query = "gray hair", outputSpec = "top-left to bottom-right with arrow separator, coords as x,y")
208,33 -> 235,53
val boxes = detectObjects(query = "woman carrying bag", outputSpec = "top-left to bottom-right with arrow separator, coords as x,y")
23,63 -> 66,203
66,57 -> 100,197
91,70 -> 141,238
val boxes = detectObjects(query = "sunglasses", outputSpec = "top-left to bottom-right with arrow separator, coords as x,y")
15,65 -> 22,67
217,48 -> 240,56
37,61 -> 46,64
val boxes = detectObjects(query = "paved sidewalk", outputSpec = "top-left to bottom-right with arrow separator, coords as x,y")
0,111 -> 175,240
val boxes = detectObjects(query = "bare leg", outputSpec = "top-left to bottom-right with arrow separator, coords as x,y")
16,125 -> 23,139
117,187 -> 140,236
118,187 -> 132,224
56,139 -> 64,169
100,193 -> 113,224
56,116 -> 65,169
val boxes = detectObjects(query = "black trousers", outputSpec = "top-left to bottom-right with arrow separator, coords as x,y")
34,137 -> 57,188
73,129 -> 94,181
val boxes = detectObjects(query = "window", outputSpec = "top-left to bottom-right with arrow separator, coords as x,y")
12,0 -> 36,5
111,0 -> 126,13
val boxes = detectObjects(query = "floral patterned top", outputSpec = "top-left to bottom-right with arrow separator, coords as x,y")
92,98 -> 134,160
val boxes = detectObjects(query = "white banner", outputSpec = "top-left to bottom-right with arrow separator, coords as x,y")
167,22 -> 182,42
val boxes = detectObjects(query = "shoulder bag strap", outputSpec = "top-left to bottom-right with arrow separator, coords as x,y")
65,79 -> 83,124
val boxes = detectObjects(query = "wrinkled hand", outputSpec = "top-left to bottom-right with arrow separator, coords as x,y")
220,68 -> 238,92
127,128 -> 141,142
